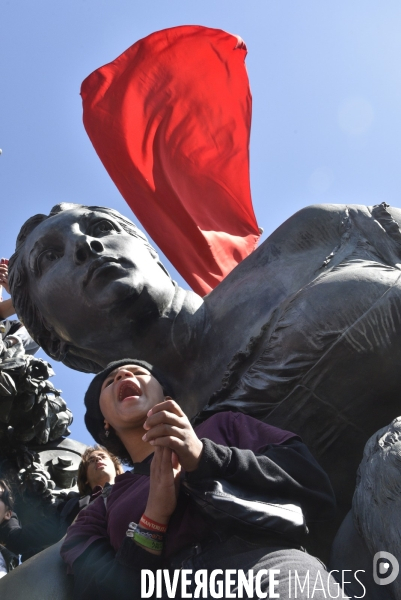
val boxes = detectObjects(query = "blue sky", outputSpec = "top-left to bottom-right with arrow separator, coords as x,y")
1,1 -> 401,446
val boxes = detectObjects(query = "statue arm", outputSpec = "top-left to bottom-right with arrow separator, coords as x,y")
70,538 -> 162,600
0,511 -> 64,560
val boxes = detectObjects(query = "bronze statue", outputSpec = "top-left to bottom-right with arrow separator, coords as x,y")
4,198 -> 401,598
0,346 -> 84,600
8,200 -> 401,527
330,417 -> 401,599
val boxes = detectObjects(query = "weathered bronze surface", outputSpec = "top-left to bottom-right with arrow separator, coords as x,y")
9,202 -> 401,512
0,345 -> 83,600
330,418 -> 401,599
5,200 -> 401,597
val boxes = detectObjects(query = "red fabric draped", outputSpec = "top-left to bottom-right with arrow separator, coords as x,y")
81,25 -> 260,295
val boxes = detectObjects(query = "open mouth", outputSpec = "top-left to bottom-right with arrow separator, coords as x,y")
118,380 -> 141,402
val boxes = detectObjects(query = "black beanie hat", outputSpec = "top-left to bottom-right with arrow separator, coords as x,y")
84,358 -> 174,444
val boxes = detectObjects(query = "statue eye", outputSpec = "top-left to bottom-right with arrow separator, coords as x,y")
37,249 -> 61,270
44,250 -> 59,261
92,220 -> 115,235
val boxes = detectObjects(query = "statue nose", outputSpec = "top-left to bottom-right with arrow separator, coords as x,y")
74,238 -> 104,264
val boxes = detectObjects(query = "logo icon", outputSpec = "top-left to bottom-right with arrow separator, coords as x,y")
373,552 -> 399,586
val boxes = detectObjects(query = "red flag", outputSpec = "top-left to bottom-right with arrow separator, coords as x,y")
81,25 -> 260,295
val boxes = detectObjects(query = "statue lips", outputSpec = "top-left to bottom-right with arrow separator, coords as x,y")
118,380 -> 142,403
83,257 -> 122,287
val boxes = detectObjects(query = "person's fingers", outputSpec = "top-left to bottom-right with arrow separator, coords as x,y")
143,422 -> 188,443
160,445 -> 173,471
173,460 -> 182,493
143,410 -> 186,431
150,445 -> 163,475
171,451 -> 180,470
146,445 -> 178,523
148,435 -> 187,454
151,446 -> 171,486
151,445 -> 175,475
147,399 -> 185,419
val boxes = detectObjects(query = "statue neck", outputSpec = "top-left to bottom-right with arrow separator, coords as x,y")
165,283 -> 205,359
83,283 -> 205,375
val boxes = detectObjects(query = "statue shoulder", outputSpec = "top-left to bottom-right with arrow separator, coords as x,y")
384,204 -> 401,227
261,202 -> 401,256
291,202 -> 401,227
260,203 -> 351,256
281,203 -> 350,230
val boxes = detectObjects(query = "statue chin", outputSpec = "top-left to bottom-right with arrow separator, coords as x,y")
84,270 -> 138,309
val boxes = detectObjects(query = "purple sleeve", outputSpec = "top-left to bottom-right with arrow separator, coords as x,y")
60,496 -> 107,573
194,411 -> 298,450
190,412 -> 335,523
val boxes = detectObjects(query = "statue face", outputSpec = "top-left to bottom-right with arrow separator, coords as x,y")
20,207 -> 175,344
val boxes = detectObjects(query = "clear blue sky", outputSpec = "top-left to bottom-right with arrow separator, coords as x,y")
1,1 -> 401,446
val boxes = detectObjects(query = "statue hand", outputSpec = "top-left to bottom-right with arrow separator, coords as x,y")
143,399 -> 203,472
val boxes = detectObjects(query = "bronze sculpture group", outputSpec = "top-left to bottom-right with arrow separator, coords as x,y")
0,200 -> 400,598
9,201 -> 401,507
1,21 -> 401,599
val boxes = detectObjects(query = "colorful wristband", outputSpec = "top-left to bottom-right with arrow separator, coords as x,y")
139,514 -> 168,533
126,522 -> 137,538
136,525 -> 164,543
133,531 -> 164,552
126,522 -> 165,551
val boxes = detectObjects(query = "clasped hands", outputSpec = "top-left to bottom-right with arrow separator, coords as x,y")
143,398 -> 203,472
142,399 -> 203,525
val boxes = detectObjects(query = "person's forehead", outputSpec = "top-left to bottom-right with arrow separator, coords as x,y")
87,450 -> 111,464
89,450 -> 108,458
